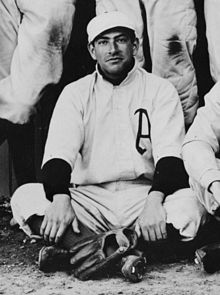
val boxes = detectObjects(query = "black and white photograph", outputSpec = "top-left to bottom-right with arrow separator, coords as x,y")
1,0 -> 220,294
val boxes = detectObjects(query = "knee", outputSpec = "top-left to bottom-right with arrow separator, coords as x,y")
11,184 -> 32,206
165,189 -> 208,240
173,209 -> 205,240
167,211 -> 204,241
10,183 -> 35,226
11,183 -> 44,208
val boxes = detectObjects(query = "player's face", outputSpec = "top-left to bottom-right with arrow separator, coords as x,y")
88,28 -> 138,81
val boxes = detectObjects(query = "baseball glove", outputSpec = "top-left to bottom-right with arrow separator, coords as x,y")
69,227 -> 138,280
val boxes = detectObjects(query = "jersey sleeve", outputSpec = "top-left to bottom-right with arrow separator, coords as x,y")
41,158 -> 72,201
149,156 -> 189,196
150,78 -> 185,163
148,78 -> 187,197
182,82 -> 220,190
42,84 -> 84,170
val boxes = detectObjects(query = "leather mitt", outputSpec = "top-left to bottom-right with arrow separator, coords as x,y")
69,227 -> 138,280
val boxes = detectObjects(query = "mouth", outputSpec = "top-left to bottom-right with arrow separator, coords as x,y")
106,57 -> 123,63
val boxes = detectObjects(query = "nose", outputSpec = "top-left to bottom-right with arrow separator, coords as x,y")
108,40 -> 118,53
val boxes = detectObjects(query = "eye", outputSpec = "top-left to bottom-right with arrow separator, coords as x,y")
97,39 -> 108,46
117,37 -> 127,44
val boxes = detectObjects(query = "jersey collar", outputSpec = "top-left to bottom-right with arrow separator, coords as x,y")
95,59 -> 139,87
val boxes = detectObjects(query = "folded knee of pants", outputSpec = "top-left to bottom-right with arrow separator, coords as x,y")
164,188 -> 208,240
11,183 -> 49,236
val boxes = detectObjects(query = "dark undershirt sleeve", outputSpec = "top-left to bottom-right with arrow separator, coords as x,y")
41,159 -> 72,202
149,156 -> 189,198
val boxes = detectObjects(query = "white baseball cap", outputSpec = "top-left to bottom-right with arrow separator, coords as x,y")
87,11 -> 137,44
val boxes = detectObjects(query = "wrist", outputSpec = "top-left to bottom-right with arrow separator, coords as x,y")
53,194 -> 71,202
147,191 -> 164,203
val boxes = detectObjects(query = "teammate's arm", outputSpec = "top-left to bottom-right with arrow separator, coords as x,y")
209,181 -> 220,206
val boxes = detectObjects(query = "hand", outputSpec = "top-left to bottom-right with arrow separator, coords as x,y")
209,181 -> 220,205
136,191 -> 167,242
40,194 -> 79,244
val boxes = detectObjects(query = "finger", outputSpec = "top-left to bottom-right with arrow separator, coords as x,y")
160,222 -> 167,240
154,225 -> 163,241
140,226 -> 150,242
72,218 -> 80,234
70,238 -> 95,254
40,215 -> 48,236
134,222 -> 141,238
73,253 -> 100,278
43,222 -> 52,243
54,223 -> 66,244
148,228 -> 157,242
70,243 -> 98,265
49,223 -> 59,244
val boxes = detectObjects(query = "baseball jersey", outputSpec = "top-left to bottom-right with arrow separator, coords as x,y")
183,81 -> 220,190
43,63 -> 185,185
95,0 -> 198,127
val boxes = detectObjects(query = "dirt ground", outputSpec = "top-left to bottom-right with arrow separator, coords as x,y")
1,196 -> 220,295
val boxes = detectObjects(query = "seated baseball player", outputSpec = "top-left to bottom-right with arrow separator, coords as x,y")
182,81 -> 220,274
11,11 -> 207,282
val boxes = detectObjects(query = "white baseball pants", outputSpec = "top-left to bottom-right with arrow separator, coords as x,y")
11,181 -> 207,241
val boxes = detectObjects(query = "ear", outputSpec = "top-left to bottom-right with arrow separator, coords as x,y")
132,38 -> 139,57
88,43 -> 97,61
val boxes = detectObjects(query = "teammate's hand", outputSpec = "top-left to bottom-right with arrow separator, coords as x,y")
136,191 -> 167,242
209,181 -> 220,220
210,181 -> 220,205
40,194 -> 79,244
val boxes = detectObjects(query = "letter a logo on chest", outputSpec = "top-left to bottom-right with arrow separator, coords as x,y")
134,108 -> 151,155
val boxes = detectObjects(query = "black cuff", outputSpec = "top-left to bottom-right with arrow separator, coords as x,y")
149,157 -> 189,197
41,159 -> 72,202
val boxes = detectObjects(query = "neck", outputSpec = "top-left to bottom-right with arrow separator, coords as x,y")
98,58 -> 135,85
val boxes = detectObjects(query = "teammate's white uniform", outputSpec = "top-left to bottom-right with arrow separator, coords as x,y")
0,0 -> 76,123
140,0 -> 198,127
11,63 -> 206,239
183,81 -> 220,214
2,0 -> 220,126
205,0 -> 220,83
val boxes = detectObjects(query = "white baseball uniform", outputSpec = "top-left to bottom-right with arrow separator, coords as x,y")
141,0 -> 198,127
96,0 -> 198,127
11,63 -> 207,239
205,0 -> 220,82
183,81 -> 220,214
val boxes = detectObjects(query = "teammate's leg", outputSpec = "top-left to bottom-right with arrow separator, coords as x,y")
204,0 -> 220,83
0,0 -> 76,124
141,0 -> 198,127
